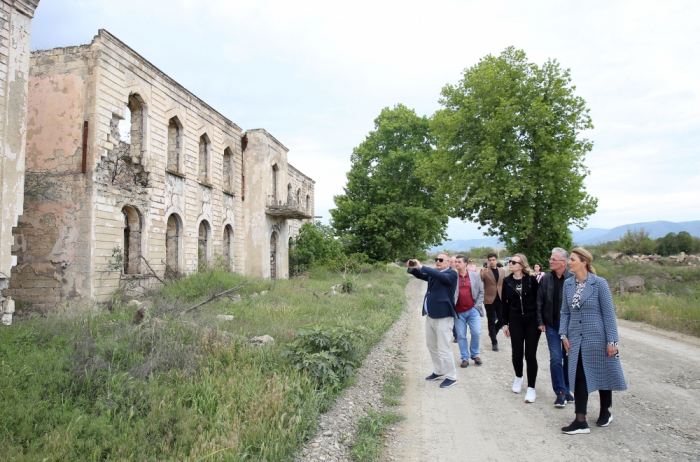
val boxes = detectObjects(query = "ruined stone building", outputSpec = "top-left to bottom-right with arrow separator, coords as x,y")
0,1 -> 39,322
7,29 -> 314,312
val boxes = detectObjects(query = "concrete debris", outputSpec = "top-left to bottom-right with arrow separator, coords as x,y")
250,335 -> 275,346
216,314 -> 234,321
619,276 -> 646,295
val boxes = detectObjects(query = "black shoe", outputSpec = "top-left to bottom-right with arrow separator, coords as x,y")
453,337 -> 458,343
471,357 -> 483,365
460,360 -> 470,368
562,419 -> 590,435
596,410 -> 613,427
492,343 -> 499,352
565,392 -> 575,403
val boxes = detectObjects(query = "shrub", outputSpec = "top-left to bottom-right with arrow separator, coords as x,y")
290,222 -> 346,275
615,228 -> 655,256
281,325 -> 366,391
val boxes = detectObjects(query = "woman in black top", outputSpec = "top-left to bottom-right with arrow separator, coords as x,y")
502,253 -> 541,403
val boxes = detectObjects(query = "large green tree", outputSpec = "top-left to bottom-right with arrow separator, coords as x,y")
427,47 -> 598,265
331,104 -> 448,262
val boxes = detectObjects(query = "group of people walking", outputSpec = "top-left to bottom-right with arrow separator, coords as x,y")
406,247 -> 627,434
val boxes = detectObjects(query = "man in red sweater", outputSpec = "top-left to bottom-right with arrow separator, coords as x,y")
454,255 -> 485,367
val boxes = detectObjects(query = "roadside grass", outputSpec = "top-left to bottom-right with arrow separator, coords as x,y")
0,266 -> 407,461
351,353 -> 407,462
595,260 -> 700,337
350,410 -> 404,462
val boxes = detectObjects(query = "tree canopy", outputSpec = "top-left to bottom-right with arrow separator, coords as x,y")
426,47 -> 598,265
330,104 -> 448,262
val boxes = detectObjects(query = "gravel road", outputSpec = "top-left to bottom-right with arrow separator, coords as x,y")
388,277 -> 700,462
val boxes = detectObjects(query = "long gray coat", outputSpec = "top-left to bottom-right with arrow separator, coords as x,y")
560,273 -> 627,393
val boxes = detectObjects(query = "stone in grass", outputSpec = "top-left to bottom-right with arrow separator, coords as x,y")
132,306 -> 149,325
365,284 -> 373,289
216,314 -> 234,321
260,290 -> 268,296
619,275 -> 645,295
250,335 -> 275,346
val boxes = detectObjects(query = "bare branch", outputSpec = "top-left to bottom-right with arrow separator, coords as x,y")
180,282 -> 247,315
141,256 -> 165,285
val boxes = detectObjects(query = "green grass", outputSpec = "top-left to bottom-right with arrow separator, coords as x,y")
0,266 -> 408,461
351,357 -> 407,461
594,260 -> 700,337
350,409 -> 405,462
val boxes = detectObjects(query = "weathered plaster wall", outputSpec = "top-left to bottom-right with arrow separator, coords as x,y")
242,129 -> 291,279
7,46 -> 91,311
87,30 -> 245,302
0,0 -> 39,308
11,28 -> 315,309
287,163 -> 315,243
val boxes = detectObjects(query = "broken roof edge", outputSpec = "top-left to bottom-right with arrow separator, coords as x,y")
96,29 -> 243,134
243,129 -> 289,152
287,163 -> 316,184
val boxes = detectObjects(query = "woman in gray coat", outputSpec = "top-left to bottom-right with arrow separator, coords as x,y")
560,247 -> 627,435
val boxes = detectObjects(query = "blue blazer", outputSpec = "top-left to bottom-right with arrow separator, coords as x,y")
408,266 -> 458,319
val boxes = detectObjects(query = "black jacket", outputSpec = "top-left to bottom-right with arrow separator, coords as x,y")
536,269 -> 574,327
408,266 -> 458,319
501,274 -> 539,326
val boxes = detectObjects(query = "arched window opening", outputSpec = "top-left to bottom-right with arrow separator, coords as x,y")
296,189 -> 301,207
223,225 -> 234,271
223,148 -> 233,192
199,134 -> 211,183
306,195 -> 310,212
165,214 -> 181,276
272,164 -> 279,203
167,117 -> 182,173
122,206 -> 142,274
198,220 -> 210,271
270,231 -> 278,279
117,94 -> 145,161
287,184 -> 293,205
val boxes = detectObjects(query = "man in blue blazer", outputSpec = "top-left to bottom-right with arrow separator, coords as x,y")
407,253 -> 459,388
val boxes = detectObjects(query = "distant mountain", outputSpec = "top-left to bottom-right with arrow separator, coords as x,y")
434,220 -> 700,251
574,220 -> 700,245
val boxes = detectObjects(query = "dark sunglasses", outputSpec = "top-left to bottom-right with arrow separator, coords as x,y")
508,260 -> 521,265
435,258 -> 445,262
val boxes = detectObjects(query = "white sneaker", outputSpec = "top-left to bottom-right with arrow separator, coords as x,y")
525,387 -> 537,403
512,376 -> 523,393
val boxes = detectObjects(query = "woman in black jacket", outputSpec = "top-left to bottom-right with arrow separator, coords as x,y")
503,253 -> 541,403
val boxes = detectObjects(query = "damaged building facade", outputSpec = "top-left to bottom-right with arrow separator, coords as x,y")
6,29 -> 314,312
0,1 -> 39,323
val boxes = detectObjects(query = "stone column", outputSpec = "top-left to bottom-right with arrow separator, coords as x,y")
0,0 -> 39,321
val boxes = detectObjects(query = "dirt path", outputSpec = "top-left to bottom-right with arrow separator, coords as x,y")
389,277 -> 700,461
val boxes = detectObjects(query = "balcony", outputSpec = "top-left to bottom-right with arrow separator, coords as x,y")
265,195 -> 313,219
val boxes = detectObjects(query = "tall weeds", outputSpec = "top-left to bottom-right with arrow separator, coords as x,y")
0,267 -> 407,460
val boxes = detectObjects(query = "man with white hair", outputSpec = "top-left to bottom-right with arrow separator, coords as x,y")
537,247 -> 576,408
407,253 -> 459,389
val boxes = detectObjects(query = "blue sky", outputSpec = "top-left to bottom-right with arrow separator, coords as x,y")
30,0 -> 700,240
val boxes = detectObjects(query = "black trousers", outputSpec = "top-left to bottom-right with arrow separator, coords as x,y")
574,350 -> 612,415
485,299 -> 503,345
509,310 -> 542,388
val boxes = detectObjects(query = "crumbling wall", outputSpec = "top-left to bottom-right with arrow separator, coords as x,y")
242,129 -> 291,279
7,45 -> 91,312
0,0 -> 40,313
88,30 -> 246,300
287,163 -> 316,242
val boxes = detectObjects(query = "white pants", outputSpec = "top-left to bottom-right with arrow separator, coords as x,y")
425,315 -> 457,380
